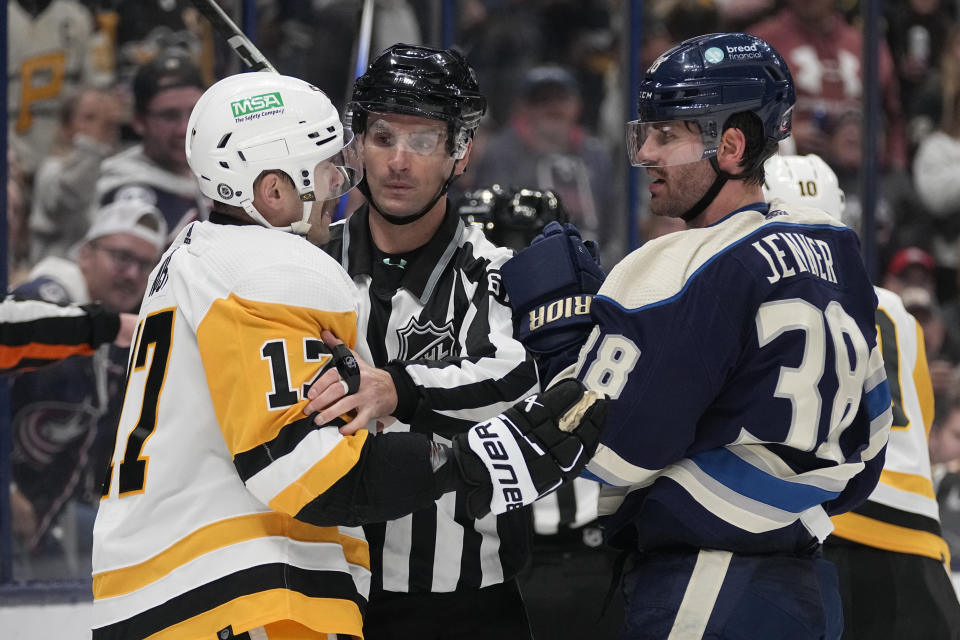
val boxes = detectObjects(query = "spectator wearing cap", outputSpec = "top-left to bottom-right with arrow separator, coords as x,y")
93,48 -> 208,244
470,64 -> 623,264
883,246 -> 938,296
9,199 -> 166,581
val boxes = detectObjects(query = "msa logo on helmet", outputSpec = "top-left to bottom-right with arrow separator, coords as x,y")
230,92 -> 285,121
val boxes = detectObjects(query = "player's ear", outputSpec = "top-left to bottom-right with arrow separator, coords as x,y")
716,127 -> 747,174
252,170 -> 291,213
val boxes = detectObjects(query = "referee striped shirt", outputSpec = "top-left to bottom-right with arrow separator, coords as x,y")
323,204 -> 539,593
0,297 -> 119,373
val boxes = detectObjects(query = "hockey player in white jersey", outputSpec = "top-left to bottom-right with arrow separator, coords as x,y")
91,72 -> 605,640
763,153 -> 960,639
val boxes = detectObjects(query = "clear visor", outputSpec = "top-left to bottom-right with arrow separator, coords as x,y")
625,120 -> 717,168
312,130 -> 364,201
364,117 -> 448,156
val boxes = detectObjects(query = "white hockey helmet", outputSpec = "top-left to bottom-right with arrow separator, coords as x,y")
762,153 -> 846,221
186,72 -> 363,234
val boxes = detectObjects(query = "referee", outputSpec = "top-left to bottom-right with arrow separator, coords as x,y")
306,44 -> 540,639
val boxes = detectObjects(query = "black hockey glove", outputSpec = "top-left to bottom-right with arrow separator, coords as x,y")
446,378 -> 607,518
500,221 -> 605,382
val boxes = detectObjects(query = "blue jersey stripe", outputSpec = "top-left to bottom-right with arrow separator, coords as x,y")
690,448 -> 840,513
581,467 -> 613,486
865,380 -> 892,421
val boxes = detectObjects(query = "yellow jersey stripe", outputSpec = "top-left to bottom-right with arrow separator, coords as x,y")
93,512 -> 369,599
269,430 -> 369,516
831,511 -> 950,563
878,469 -> 937,500
913,322 -> 935,437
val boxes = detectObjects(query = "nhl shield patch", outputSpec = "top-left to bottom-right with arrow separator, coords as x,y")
396,318 -> 457,360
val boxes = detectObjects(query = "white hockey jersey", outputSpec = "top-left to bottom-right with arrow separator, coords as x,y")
92,221 -> 372,639
7,0 -> 97,174
831,286 -> 949,562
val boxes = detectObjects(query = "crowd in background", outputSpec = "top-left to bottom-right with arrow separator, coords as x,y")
6,0 -> 960,583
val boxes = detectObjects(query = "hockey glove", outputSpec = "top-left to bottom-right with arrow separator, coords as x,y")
500,222 -> 605,379
448,378 -> 607,518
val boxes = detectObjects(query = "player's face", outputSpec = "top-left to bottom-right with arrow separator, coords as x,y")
302,160 -> 348,246
79,234 -> 160,312
360,113 -> 459,218
138,87 -> 204,175
645,156 -> 715,220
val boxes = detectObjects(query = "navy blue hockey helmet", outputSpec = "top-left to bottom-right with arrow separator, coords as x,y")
456,184 -> 568,251
349,43 -> 487,159
627,32 -> 794,168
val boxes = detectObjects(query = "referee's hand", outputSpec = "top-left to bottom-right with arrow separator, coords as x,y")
304,330 -> 398,435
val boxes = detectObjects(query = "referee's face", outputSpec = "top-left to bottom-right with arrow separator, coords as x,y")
361,113 -> 466,219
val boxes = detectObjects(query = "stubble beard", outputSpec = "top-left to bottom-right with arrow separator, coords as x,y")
649,160 -> 714,220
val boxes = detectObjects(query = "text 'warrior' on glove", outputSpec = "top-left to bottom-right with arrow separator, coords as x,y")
500,221 -> 605,381
448,378 -> 607,518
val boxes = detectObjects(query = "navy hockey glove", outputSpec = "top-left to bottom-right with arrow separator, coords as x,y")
448,378 -> 607,518
501,221 -> 605,378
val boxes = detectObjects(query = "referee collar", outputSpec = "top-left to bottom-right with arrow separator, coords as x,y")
340,202 -> 464,304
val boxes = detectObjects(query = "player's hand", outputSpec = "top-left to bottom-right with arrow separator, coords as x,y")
304,330 -> 398,435
450,378 -> 607,517
501,221 -> 605,381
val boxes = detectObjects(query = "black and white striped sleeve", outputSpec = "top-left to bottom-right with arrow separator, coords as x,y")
386,262 -> 539,437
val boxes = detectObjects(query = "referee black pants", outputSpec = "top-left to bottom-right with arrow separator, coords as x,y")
824,539 -> 960,639
362,579 -> 533,640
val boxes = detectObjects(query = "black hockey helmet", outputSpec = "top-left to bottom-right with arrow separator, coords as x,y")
349,43 -> 487,158
456,184 -> 568,251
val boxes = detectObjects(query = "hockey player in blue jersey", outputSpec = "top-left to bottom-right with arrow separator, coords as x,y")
506,32 -> 893,639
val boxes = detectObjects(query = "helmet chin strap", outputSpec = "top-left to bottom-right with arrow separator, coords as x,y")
363,161 -> 460,226
290,195 -> 315,235
679,156 -> 747,223
240,190 -> 316,235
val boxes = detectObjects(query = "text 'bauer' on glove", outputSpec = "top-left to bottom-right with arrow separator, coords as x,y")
441,378 -> 607,519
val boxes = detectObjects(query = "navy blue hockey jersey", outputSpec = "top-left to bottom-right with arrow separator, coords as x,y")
579,200 -> 892,555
